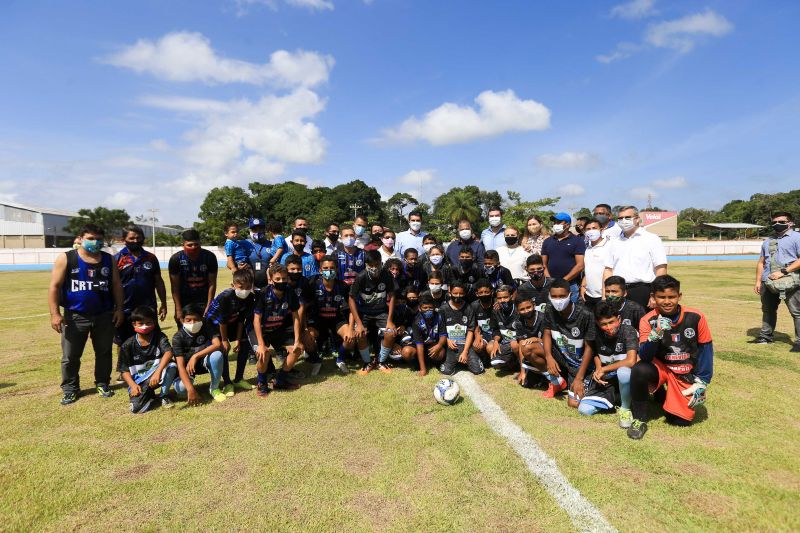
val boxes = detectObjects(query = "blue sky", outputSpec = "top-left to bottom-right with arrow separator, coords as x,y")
0,0 -> 798,225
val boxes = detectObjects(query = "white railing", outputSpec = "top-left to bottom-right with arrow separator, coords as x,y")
0,246 -> 227,265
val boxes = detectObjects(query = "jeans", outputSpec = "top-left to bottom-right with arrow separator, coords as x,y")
174,351 -> 224,394
569,283 -> 580,303
60,311 -> 114,394
759,287 -> 800,343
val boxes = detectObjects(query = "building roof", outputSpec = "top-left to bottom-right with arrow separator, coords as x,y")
702,222 -> 764,229
1,200 -> 79,217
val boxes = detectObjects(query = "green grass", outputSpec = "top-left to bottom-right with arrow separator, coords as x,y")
0,262 -> 798,532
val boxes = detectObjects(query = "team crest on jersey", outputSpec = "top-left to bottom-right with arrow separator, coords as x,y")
622,319 -> 631,326
200,264 -> 207,272
356,259 -> 363,266
101,267 -> 110,277
571,327 -> 581,337
281,302 -> 289,310
684,327 -> 696,339
378,283 -> 386,291
462,316 -> 468,324
671,333 -> 681,343
143,261 -> 153,270
334,295 -> 343,301
615,342 -> 623,352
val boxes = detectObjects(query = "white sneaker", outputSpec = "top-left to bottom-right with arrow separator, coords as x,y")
336,360 -> 349,374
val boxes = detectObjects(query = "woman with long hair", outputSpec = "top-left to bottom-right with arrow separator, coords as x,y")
521,214 -> 549,255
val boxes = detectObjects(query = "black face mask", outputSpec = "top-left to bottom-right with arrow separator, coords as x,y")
478,294 -> 493,305
289,272 -> 303,282
327,232 -> 339,241
504,236 -> 518,246
273,281 -> 289,291
407,299 -> 419,309
520,311 -> 534,320
529,271 -> 544,281
773,222 -> 790,234
126,242 -> 142,252
460,260 -> 473,270
450,296 -> 464,305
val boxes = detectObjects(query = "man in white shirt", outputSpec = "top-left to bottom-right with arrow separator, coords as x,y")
285,217 -> 313,255
602,206 -> 667,308
395,211 -> 428,259
353,215 -> 370,249
480,207 -> 506,251
495,225 -> 530,280
323,223 -> 340,255
580,219 -> 611,310
593,203 -> 620,241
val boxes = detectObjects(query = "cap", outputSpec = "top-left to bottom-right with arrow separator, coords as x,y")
248,217 -> 264,228
551,212 -> 571,224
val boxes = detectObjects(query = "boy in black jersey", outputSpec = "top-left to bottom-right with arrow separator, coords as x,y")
513,296 -> 548,388
168,229 -> 218,328
483,250 -> 516,291
445,246 -> 484,303
389,286 -> 420,363
307,256 -> 355,375
424,271 -> 448,309
516,254 -> 553,309
603,276 -> 646,333
542,279 -> 596,406
118,306 -> 178,413
406,293 -> 447,376
285,254 -> 315,364
488,285 -> 519,370
205,269 -> 256,397
400,248 -> 426,292
439,281 -> 484,375
349,250 -> 397,375
172,304 -> 227,405
470,279 -> 496,363
251,265 -> 303,396
579,301 -> 637,427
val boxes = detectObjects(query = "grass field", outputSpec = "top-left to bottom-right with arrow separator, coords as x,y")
0,262 -> 798,532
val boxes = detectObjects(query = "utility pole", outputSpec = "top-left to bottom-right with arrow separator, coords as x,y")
647,193 -> 653,211
349,203 -> 362,221
148,208 -> 159,248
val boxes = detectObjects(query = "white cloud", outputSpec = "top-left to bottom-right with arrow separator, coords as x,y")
104,32 -> 334,88
381,89 -> 550,146
105,191 -> 141,207
596,42 -> 641,64
286,0 -> 334,9
630,187 -> 657,200
558,184 -> 585,197
645,9 -> 733,52
536,151 -> 601,170
234,0 -> 333,14
398,169 -> 436,186
140,95 -> 235,113
149,139 -> 170,151
652,175 -> 687,189
610,0 -> 657,20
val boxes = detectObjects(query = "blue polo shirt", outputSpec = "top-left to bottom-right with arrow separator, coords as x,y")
480,225 -> 506,251
541,234 -> 586,281
760,231 -> 800,281
395,229 -> 428,259
446,238 -> 486,267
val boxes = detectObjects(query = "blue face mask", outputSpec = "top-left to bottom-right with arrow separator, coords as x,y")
422,310 -> 435,319
321,269 -> 337,281
82,239 -> 102,253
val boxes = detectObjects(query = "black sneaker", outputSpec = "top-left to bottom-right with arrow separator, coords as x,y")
790,344 -> 800,353
97,384 -> 115,398
627,419 -> 648,440
60,392 -> 78,405
256,382 -> 270,398
751,338 -> 773,344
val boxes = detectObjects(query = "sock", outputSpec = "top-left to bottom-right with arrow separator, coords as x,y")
336,344 -> 347,363
616,366 -> 632,410
542,372 -> 565,387
257,371 -> 268,385
359,347 -> 371,363
379,345 -> 391,364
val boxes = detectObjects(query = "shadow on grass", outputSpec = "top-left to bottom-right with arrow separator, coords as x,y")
716,349 -> 800,374
746,328 -> 794,345
0,382 -> 15,390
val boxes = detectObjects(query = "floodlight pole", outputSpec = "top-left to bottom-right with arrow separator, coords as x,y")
350,203 -> 362,221
148,208 -> 159,247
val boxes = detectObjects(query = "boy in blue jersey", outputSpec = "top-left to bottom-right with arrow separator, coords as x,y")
224,222 -> 255,272
281,232 -> 319,278
118,306 -> 178,413
336,225 -> 366,286
172,304 -> 227,404
205,269 -> 256,396
267,220 -> 288,265
404,293 -> 447,376
251,265 -> 303,396
49,224 -> 125,405
247,217 -> 272,289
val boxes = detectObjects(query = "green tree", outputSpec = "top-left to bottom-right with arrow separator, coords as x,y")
386,192 -> 419,229
434,188 -> 482,225
197,186 -> 255,244
65,207 -> 132,238
502,191 -> 560,232
678,208 -> 716,238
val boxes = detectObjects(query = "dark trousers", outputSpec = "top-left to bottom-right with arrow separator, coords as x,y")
626,283 -> 652,309
630,361 -> 691,426
759,287 -> 800,343
60,311 -> 114,394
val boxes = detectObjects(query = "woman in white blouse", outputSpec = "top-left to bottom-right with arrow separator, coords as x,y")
495,225 -> 531,280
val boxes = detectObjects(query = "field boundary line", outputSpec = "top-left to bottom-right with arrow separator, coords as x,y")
0,313 -> 49,321
454,372 -> 617,533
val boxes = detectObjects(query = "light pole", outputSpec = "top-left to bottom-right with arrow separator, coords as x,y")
349,203 -> 362,221
148,208 -> 159,248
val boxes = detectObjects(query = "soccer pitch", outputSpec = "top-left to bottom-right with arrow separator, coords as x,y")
0,262 -> 797,532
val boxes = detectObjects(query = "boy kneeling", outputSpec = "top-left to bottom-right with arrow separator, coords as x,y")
118,306 -> 178,413
628,275 -> 713,440
172,304 -> 227,404
404,293 -> 447,376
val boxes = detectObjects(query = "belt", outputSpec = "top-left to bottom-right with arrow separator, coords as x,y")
626,281 -> 651,288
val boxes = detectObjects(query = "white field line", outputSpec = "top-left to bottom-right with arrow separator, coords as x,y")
0,313 -> 49,321
454,372 -> 617,533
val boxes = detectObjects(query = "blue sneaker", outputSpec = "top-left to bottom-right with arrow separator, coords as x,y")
60,392 -> 78,405
97,384 -> 114,398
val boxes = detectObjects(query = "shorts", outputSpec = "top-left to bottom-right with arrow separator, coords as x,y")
248,326 -> 295,351
441,346 -> 484,375
550,348 -> 589,399
313,318 -> 348,345
652,359 -> 697,422
361,313 -> 388,332
581,376 -> 619,411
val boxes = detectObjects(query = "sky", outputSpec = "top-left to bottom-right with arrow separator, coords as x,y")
0,0 -> 798,226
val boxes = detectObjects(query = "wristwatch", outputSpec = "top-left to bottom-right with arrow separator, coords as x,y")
781,268 -> 789,275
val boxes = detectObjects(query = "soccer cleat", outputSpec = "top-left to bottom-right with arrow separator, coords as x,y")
161,397 -> 175,409
357,362 -> 372,376
618,408 -> 634,429
751,337 -> 773,344
542,378 -> 567,399
256,383 -> 270,398
97,384 -> 115,398
790,344 -> 800,353
310,362 -> 322,376
222,384 -> 235,397
130,396 -> 154,414
232,380 -> 253,391
336,360 -> 350,374
115,373 -> 125,384
377,362 -> 392,374
272,379 -> 300,391
60,392 -> 78,405
627,419 -> 648,440
211,389 -> 227,403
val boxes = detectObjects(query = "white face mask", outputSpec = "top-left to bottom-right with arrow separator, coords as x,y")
235,288 -> 252,299
409,221 -> 422,232
585,229 -> 601,242
429,254 -> 443,265
618,218 -> 636,231
550,296 -> 570,311
183,321 -> 203,334
429,283 -> 442,293
488,216 -> 502,227
458,229 -> 472,240
354,224 -> 365,236
423,243 -> 434,253
342,236 -> 356,247
552,224 -> 565,235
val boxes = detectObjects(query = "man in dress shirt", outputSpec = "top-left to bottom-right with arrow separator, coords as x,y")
395,211 -> 428,259
480,207 -> 506,252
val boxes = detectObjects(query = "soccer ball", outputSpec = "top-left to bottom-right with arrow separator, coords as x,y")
433,379 -> 460,405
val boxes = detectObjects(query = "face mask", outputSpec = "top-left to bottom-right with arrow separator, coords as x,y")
550,296 -> 570,312
313,252 -> 325,261
500,301 -> 514,313
409,221 -> 422,232
371,232 -> 383,241
134,324 -> 155,335
520,311 -> 535,320
390,270 -> 400,278
429,255 -> 443,266
605,294 -> 623,306
342,236 -> 356,248
585,229 -> 601,242
382,238 -> 394,247
450,296 -> 464,305
126,242 -> 142,253
183,245 -> 200,257
327,232 -> 339,241
458,229 -> 472,240
273,281 -> 289,292
552,224 -> 565,235
460,259 -> 473,270
594,214 -> 609,225
504,236 -> 518,246
773,222 -> 790,234
601,324 -> 620,337
289,272 -> 303,282
429,283 -> 442,293
183,321 -> 203,334
367,266 -> 380,277
354,225 -> 365,236
618,218 -> 635,231
250,232 -> 264,242
422,310 -> 435,319
235,288 -> 252,299
529,271 -> 544,281
489,216 -> 502,227
407,299 -> 419,309
484,265 -> 496,275
82,239 -> 102,253
478,294 -> 493,305
423,243 -> 434,253
321,269 -> 337,281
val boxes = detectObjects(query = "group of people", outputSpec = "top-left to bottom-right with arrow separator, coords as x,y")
49,202 -> 800,441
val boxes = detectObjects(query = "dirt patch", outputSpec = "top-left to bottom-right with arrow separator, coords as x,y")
346,490 -> 409,530
767,469 -> 800,492
113,463 -> 153,481
684,491 -> 736,520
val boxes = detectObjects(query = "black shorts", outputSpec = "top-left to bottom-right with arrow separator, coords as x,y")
248,327 -> 295,350
313,318 -> 348,342
582,376 -> 619,410
361,313 -> 388,333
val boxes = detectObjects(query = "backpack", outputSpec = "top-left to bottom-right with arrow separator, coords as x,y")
764,238 -> 800,299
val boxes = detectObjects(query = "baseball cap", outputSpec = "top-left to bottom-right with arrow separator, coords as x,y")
551,212 -> 571,224
248,217 -> 264,228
